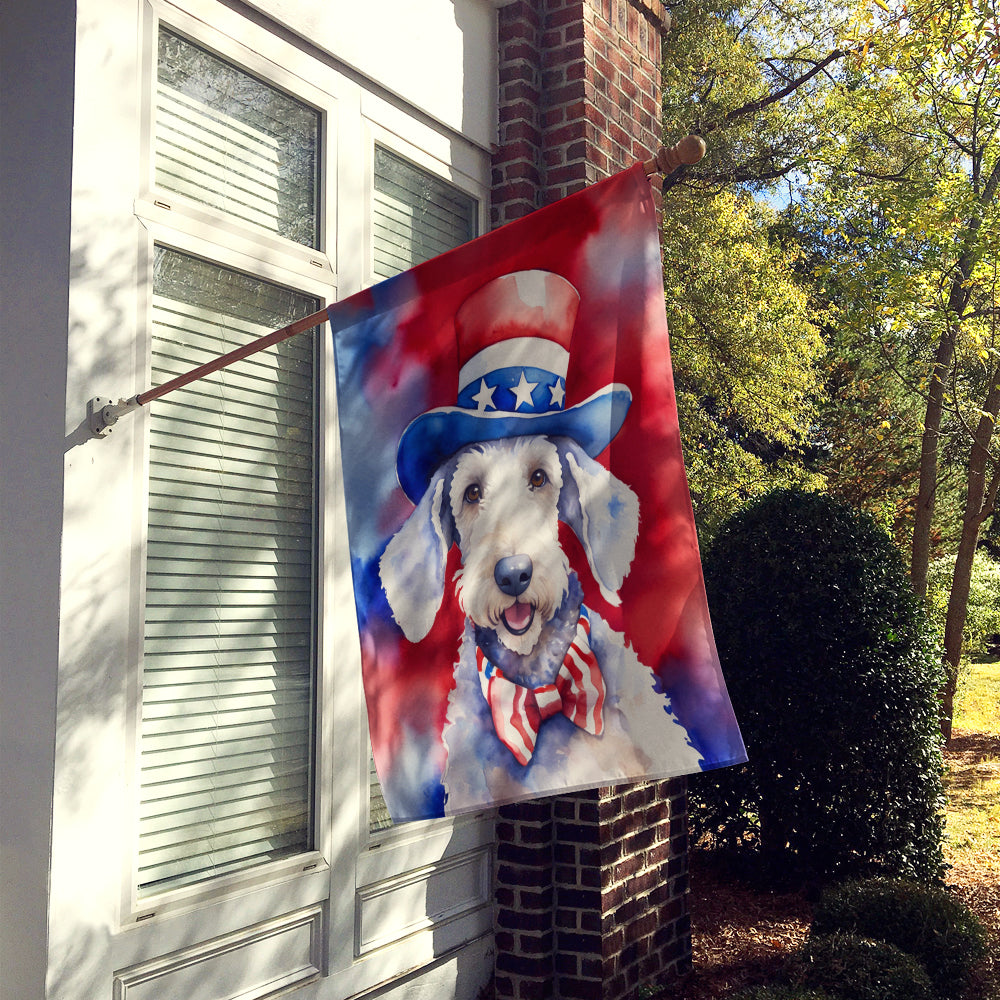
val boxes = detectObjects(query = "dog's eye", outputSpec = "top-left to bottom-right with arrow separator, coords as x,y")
529,469 -> 547,490
464,483 -> 482,504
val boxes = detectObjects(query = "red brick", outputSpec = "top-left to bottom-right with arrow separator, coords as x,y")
519,930 -> 556,954
559,979 -> 604,1000
503,79 -> 542,104
503,120 -> 543,144
547,117 -> 591,146
559,886 -> 602,909
542,39 -> 587,70
498,906 -> 551,931
498,862 -> 552,888
520,886 -> 554,910
515,977 -> 556,1000
555,952 -> 579,976
502,40 -> 538,63
625,868 -> 658,896
499,100 -> 539,124
496,952 -> 550,977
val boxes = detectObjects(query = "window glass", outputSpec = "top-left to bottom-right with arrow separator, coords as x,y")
138,246 -> 318,895
156,27 -> 320,248
372,146 -> 477,280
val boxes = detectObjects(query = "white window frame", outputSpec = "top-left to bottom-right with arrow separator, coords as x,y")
111,0 -> 495,992
124,0 -> 338,928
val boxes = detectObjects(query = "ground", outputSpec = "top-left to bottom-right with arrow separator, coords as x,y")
674,727 -> 1000,999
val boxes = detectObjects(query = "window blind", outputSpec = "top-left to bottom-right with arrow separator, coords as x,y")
372,146 -> 477,281
156,28 -> 320,248
368,148 -> 477,831
138,248 -> 319,895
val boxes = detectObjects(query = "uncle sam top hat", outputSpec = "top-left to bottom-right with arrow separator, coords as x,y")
396,269 -> 633,503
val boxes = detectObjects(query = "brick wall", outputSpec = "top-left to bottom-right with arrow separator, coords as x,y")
490,3 -> 692,998
493,0 -> 668,226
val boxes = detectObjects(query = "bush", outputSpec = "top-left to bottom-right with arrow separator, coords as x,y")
927,551 -> 1000,659
791,933 -> 934,1000
693,489 -> 946,882
812,878 -> 988,998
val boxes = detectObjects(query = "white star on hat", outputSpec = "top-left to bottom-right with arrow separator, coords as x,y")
512,371 -> 538,410
472,378 -> 497,412
549,378 -> 566,409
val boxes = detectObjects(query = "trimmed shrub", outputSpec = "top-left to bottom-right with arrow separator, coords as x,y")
812,878 -> 988,999
693,489 -> 946,882
792,933 -> 934,1000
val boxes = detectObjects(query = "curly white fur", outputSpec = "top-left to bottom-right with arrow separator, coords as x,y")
379,434 -> 703,814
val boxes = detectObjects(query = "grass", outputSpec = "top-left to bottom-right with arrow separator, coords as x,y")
945,659 -> 1000,868
955,658 -> 1000,734
674,658 -> 1000,1000
942,658 -> 1000,1000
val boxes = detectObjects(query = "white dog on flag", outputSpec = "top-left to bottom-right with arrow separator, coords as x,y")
379,271 -> 702,812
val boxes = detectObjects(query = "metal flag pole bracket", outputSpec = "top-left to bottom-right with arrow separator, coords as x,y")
88,395 -> 141,438
86,306 -> 329,439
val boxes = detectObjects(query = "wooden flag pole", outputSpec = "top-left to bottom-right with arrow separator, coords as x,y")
88,138 -> 705,437
87,307 -> 329,437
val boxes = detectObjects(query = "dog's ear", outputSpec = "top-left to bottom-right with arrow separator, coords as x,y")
379,469 -> 454,642
556,438 -> 639,606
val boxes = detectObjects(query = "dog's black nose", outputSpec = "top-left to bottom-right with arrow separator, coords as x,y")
495,554 -> 532,597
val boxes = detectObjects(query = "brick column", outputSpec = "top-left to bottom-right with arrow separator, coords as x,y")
491,3 -> 692,999
493,0 -> 668,225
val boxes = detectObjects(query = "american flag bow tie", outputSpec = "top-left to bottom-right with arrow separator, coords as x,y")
477,608 -> 606,766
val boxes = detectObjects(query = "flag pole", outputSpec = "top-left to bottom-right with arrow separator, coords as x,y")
87,307 -> 329,437
88,137 -> 705,438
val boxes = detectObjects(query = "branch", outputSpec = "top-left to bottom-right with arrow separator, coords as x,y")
703,49 -> 847,133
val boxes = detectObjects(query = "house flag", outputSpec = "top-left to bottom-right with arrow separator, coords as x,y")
330,164 -> 746,821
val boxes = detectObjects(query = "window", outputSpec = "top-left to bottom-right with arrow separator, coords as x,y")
139,248 -> 318,895
136,26 -> 323,897
119,7 -> 493,991
367,146 -> 478,832
155,28 -> 320,247
372,145 -> 477,281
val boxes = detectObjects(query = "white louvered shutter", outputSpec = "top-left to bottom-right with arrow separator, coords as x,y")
139,29 -> 322,895
139,249 -> 319,895
367,147 -> 477,832
372,146 -> 477,281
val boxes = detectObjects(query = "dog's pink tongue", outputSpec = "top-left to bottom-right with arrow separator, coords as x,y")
504,603 -> 532,631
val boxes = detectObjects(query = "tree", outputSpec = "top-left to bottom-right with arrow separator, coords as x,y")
660,0 -> 999,736
659,1 -> 845,538
662,188 -> 825,538
799,0 -> 1000,736
661,0 -> 853,195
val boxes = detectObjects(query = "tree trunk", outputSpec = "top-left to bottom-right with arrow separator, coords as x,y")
940,374 -> 1000,741
911,160 -> 1000,596
910,330 -> 955,598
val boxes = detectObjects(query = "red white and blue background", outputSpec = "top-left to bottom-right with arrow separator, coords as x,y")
330,165 -> 746,821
